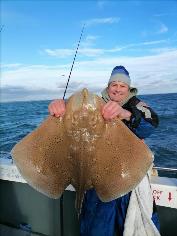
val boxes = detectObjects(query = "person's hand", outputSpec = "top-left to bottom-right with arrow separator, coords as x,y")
101,101 -> 131,121
48,99 -> 66,118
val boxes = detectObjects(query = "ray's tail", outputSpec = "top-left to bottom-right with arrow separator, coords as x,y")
75,188 -> 86,217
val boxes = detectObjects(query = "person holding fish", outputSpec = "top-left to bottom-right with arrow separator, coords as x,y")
48,65 -> 160,236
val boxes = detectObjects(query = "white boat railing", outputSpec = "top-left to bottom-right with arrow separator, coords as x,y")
153,166 -> 177,172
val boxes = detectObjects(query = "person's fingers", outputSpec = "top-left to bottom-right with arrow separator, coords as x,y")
102,104 -> 125,121
55,104 -> 66,117
48,104 -> 55,115
55,107 -> 65,117
48,100 -> 66,117
111,105 -> 122,115
102,108 -> 117,120
102,112 -> 110,121
103,103 -> 122,119
109,111 -> 120,120
102,101 -> 118,114
106,104 -> 116,113
52,104 -> 60,116
102,102 -> 109,114
54,102 -> 62,113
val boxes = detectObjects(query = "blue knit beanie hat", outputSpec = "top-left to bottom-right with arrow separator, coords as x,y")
108,65 -> 131,86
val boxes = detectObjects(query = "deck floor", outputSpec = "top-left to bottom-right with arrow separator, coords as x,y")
0,224 -> 46,236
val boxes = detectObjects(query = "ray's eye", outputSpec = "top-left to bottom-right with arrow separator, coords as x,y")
73,113 -> 78,120
72,113 -> 79,125
89,114 -> 97,125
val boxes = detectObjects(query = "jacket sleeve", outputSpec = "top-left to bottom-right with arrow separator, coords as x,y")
132,103 -> 159,139
135,103 -> 159,128
134,118 -> 157,139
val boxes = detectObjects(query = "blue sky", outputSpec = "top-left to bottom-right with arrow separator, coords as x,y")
1,0 -> 177,102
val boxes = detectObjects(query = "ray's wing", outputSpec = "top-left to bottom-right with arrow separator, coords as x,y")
92,119 -> 153,202
11,116 -> 71,198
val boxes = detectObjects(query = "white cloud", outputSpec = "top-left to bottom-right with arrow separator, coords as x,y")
1,8 -> 39,27
45,49 -> 74,57
44,39 -> 170,58
154,13 -> 169,17
149,47 -> 177,54
81,35 -> 100,48
85,17 -> 120,27
80,48 -> 104,57
154,13 -> 176,17
97,1 -> 107,9
142,39 -> 167,46
45,48 -> 104,58
142,22 -> 168,37
141,30 -> 148,37
157,23 -> 168,34
1,63 -> 23,69
1,49 -> 177,101
45,35 -> 101,58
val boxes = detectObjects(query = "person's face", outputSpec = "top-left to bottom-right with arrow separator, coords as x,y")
107,81 -> 129,103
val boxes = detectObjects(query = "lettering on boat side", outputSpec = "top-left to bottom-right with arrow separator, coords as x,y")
168,192 -> 172,201
0,164 -> 26,183
152,189 -> 163,201
151,183 -> 177,209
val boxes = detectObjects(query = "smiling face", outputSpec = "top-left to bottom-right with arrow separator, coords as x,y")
107,81 -> 130,103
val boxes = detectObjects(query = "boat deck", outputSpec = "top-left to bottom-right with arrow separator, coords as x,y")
0,160 -> 177,236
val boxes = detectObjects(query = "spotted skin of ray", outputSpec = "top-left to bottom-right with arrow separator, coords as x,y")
11,88 -> 153,212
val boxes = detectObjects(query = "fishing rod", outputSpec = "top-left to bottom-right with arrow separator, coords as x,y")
60,24 -> 85,236
62,24 -> 85,100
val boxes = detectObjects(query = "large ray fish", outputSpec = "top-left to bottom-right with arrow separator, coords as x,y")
11,88 -> 153,211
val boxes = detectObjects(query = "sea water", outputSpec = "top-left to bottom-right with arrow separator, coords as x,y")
0,93 -> 177,178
